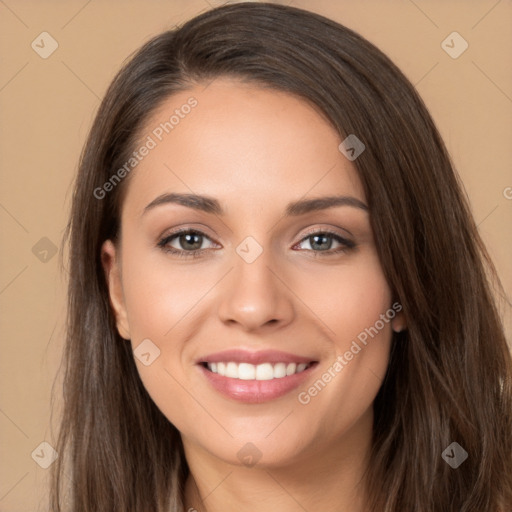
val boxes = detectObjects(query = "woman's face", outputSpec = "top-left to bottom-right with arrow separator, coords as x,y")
102,77 -> 403,468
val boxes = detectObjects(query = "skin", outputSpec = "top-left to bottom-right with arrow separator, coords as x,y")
102,77 -> 406,512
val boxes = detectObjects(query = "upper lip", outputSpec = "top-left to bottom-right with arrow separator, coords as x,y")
197,349 -> 317,365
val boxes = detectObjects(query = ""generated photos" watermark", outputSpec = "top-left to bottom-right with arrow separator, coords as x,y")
94,97 -> 198,199
298,302 -> 402,405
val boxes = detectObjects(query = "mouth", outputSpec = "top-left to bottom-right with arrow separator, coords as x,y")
196,349 -> 319,403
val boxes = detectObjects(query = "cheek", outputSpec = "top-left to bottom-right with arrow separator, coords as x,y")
121,245 -> 213,340
293,249 -> 393,346
292,250 -> 393,416
119,246 -> 213,430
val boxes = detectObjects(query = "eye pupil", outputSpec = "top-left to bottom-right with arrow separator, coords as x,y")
310,234 -> 331,251
181,232 -> 202,250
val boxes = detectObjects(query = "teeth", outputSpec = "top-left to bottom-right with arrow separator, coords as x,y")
238,363 -> 256,380
225,362 -> 238,378
206,361 -> 312,380
286,363 -> 297,375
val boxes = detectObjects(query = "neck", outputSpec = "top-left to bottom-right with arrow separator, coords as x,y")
182,408 -> 373,512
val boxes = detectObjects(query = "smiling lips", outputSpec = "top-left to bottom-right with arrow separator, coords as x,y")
197,348 -> 318,403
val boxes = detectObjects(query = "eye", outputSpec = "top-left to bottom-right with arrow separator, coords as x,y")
157,229 -> 218,258
294,229 -> 356,256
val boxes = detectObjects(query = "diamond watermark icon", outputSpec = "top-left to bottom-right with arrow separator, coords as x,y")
338,134 -> 365,161
441,32 -> 468,59
237,442 -> 263,467
442,442 -> 468,468
134,338 -> 161,366
32,237 -> 58,263
236,236 -> 263,264
31,441 -> 58,469
31,32 -> 59,59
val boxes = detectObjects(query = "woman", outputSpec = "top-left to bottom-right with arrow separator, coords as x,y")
50,2 -> 512,511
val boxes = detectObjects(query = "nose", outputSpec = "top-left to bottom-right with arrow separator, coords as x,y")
217,246 -> 295,332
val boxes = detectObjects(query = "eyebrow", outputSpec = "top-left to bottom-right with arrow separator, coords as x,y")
142,192 -> 369,217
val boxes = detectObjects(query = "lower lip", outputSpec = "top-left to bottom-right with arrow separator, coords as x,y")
198,363 -> 318,403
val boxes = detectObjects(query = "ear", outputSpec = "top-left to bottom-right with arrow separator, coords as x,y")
391,310 -> 407,333
101,239 -> 131,340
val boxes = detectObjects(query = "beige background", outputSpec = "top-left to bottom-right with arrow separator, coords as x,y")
0,1 -> 511,510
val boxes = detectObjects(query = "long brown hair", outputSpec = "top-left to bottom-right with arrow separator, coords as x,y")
50,3 -> 512,511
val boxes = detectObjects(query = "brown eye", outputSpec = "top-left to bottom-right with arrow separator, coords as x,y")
157,229 -> 218,258
173,232 -> 204,251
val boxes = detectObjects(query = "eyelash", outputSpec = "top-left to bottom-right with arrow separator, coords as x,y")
157,227 -> 356,259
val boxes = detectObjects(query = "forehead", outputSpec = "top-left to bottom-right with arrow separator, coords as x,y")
121,77 -> 365,219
